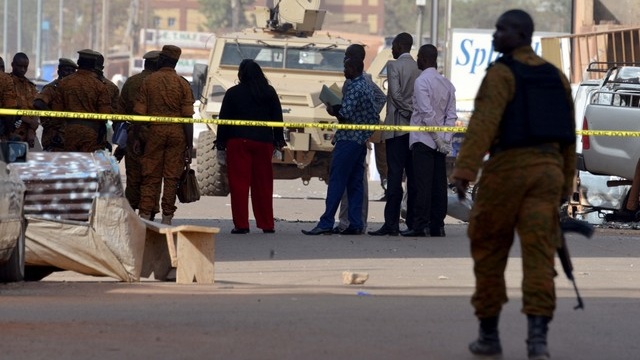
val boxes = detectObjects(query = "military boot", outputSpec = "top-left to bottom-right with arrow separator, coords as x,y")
469,316 -> 502,357
161,213 -> 173,225
526,315 -> 551,360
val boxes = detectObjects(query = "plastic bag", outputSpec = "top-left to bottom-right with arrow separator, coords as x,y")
177,164 -> 201,203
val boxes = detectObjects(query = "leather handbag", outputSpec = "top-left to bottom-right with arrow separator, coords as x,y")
177,164 -> 201,203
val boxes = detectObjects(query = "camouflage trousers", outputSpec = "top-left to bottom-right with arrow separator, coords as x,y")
138,124 -> 185,217
41,118 -> 65,151
64,124 -> 103,152
468,162 -> 563,319
124,126 -> 159,214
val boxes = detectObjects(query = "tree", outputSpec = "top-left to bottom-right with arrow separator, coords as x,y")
199,0 -> 255,32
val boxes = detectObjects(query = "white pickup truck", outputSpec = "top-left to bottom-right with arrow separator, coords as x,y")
578,64 -> 640,221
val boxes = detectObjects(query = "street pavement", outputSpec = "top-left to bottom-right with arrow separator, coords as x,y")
1,179 -> 639,359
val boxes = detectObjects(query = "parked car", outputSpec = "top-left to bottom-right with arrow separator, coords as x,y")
0,141 -> 28,282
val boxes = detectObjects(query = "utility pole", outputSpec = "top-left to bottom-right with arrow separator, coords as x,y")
416,0 -> 425,48
3,0 -> 8,61
102,0 -> 108,56
36,0 -> 42,78
431,0 -> 438,47
444,0 -> 452,77
17,0 -> 22,52
58,0 -> 64,59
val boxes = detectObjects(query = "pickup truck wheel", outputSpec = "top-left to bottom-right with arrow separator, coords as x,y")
0,220 -> 25,282
196,130 -> 230,196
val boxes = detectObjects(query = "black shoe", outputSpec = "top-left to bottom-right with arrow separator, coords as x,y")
231,228 -> 250,234
469,316 -> 502,357
340,227 -> 362,235
400,229 -> 427,237
332,226 -> 343,234
262,229 -> 275,233
301,227 -> 333,235
430,227 -> 446,237
368,226 -> 399,236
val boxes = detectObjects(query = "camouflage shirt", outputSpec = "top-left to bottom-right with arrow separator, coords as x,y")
133,67 -> 194,119
0,72 -> 18,108
10,74 -> 39,136
118,69 -> 153,114
452,46 -> 576,197
52,69 -> 112,115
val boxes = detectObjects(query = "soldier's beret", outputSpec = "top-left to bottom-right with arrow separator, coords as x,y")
58,58 -> 78,69
143,50 -> 161,60
77,49 -> 102,59
161,45 -> 181,60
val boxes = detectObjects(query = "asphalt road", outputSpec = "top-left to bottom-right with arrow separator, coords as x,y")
1,179 -> 639,360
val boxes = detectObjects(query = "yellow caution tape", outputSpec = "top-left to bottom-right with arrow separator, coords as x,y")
1,108 -> 639,136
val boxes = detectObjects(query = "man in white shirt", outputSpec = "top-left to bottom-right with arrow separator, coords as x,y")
402,44 -> 457,237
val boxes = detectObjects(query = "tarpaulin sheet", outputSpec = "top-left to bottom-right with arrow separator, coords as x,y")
25,197 -> 146,282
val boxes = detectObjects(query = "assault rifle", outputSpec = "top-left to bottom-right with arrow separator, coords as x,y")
559,217 -> 594,310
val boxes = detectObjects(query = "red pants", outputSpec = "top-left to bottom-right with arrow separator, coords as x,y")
226,138 -> 274,230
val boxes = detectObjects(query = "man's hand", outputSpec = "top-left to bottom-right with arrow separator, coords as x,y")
453,178 -> 469,201
434,137 -> 453,155
184,146 -> 193,165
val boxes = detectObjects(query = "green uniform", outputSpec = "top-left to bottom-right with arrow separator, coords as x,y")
452,46 -> 576,319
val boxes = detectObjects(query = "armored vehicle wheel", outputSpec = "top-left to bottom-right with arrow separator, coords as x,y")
0,221 -> 25,282
196,130 -> 230,196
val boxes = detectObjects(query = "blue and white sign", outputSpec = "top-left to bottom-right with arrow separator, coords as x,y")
449,29 -> 566,110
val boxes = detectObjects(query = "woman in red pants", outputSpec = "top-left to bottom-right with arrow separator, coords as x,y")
215,59 -> 286,234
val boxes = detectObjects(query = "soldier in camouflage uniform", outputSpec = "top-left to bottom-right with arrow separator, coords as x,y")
133,45 -> 194,225
8,53 -> 39,148
117,50 -> 160,216
0,56 -> 18,139
451,10 -> 575,360
52,49 -> 111,152
95,54 -> 121,151
33,58 -> 78,151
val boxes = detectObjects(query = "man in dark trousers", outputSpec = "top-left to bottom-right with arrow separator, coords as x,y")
403,44 -> 457,237
452,9 -> 575,360
368,32 -> 421,236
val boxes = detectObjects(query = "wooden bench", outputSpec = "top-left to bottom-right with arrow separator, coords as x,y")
140,219 -> 219,284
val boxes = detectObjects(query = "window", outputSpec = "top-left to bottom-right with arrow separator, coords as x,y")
220,42 -> 344,72
168,17 -> 176,27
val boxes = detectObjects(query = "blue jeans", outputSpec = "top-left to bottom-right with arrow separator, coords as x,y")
317,141 -> 367,230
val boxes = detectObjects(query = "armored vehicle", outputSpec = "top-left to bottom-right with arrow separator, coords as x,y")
193,0 -> 357,196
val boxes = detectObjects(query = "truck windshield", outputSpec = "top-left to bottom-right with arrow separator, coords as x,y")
220,42 -> 344,72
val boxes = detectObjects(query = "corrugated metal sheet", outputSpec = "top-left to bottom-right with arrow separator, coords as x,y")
10,151 -> 123,222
